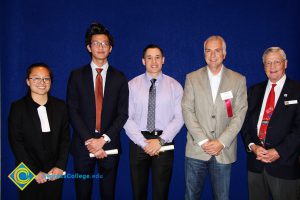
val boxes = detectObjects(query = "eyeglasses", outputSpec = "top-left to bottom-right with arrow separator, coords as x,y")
264,59 -> 285,67
90,41 -> 110,48
28,77 -> 51,84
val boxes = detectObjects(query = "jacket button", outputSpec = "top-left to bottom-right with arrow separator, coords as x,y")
212,115 -> 215,118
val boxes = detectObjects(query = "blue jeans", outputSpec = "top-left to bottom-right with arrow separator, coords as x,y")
185,156 -> 231,200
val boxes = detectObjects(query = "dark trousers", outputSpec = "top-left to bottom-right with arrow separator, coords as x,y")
73,152 -> 120,200
20,178 -> 63,200
248,170 -> 300,200
129,140 -> 174,200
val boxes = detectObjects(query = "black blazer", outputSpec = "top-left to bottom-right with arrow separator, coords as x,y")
67,64 -> 129,156
8,95 -> 70,174
242,78 -> 300,179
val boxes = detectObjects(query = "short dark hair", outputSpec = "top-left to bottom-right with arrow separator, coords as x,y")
142,44 -> 164,58
26,62 -> 53,81
85,22 -> 114,47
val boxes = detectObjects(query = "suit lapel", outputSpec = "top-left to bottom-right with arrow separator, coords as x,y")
83,65 -> 96,113
215,67 -> 227,104
270,79 -> 290,122
102,66 -> 114,117
103,66 -> 113,100
46,96 -> 55,148
199,67 -> 214,106
85,65 -> 95,98
253,83 -> 268,125
25,96 -> 43,148
47,96 -> 54,132
214,66 -> 232,107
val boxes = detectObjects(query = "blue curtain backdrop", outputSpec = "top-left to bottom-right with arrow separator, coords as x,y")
1,0 -> 300,199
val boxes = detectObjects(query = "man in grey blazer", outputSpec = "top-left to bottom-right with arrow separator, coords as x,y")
182,35 -> 247,200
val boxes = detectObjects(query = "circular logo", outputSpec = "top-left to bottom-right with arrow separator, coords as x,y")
14,167 -> 31,185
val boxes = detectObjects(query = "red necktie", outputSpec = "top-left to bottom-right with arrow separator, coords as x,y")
95,68 -> 103,132
258,83 -> 276,146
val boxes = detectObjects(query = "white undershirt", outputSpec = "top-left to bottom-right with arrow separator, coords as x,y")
37,106 -> 51,132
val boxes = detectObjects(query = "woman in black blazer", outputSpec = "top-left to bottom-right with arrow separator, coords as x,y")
8,63 -> 70,200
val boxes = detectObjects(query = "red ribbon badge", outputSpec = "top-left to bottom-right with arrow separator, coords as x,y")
225,99 -> 233,118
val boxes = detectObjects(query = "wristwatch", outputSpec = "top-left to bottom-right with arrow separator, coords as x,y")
158,137 -> 165,146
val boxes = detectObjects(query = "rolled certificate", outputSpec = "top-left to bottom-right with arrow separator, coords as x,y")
89,149 -> 118,158
160,145 -> 174,152
45,171 -> 66,180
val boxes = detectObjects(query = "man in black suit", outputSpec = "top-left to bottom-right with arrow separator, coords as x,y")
67,22 -> 128,200
242,47 -> 300,200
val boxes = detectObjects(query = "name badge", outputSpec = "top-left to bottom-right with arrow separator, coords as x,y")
220,91 -> 234,118
220,91 -> 233,100
284,100 -> 298,105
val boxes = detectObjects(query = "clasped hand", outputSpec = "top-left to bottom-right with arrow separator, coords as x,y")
251,144 -> 280,163
35,167 -> 64,184
85,138 -> 107,159
201,140 -> 224,156
144,139 -> 161,156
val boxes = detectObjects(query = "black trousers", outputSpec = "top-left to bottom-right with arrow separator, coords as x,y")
73,152 -> 120,200
129,139 -> 174,200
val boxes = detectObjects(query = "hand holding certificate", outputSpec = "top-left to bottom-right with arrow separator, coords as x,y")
89,145 -> 174,158
89,149 -> 118,158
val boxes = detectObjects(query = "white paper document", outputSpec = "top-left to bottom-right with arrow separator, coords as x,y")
160,145 -> 174,152
89,149 -> 119,158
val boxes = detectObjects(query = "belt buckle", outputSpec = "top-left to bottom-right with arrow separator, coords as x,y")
154,131 -> 158,136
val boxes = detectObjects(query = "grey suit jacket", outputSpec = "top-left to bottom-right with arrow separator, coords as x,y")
182,66 -> 247,164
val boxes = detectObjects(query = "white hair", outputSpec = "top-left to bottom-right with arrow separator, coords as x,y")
203,35 -> 226,55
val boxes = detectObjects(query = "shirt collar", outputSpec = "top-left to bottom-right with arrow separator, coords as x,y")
207,65 -> 223,79
27,93 -> 49,108
90,61 -> 109,72
267,74 -> 286,88
145,72 -> 163,83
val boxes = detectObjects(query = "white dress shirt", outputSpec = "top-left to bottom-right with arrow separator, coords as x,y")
207,66 -> 223,103
90,61 -> 111,142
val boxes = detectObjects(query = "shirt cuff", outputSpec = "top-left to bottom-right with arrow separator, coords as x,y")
248,143 -> 254,151
102,134 -> 111,143
140,141 -> 147,149
198,139 -> 209,146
